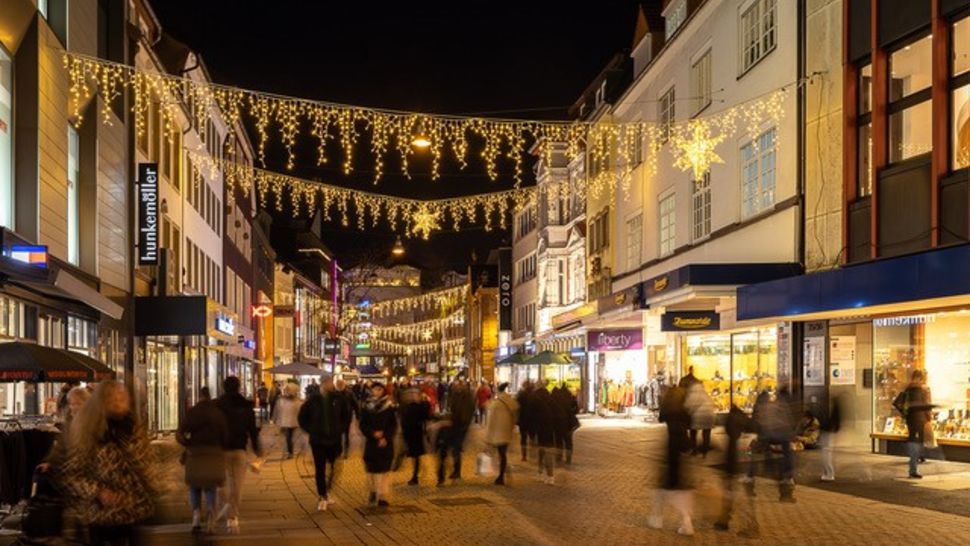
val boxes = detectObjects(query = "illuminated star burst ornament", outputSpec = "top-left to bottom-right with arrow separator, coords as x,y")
410,206 -> 442,240
673,121 -> 726,180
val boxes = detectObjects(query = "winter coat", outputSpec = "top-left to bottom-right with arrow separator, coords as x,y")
400,398 -> 431,457
60,416 -> 157,527
552,387 -> 580,435
485,393 -> 519,446
516,387 -> 533,434
897,384 -> 933,440
476,386 -> 493,409
530,388 -> 558,447
658,386 -> 690,490
449,388 -> 475,431
359,396 -> 397,473
684,383 -> 716,430
275,395 -> 303,429
335,389 -> 356,430
757,392 -> 795,442
298,391 -> 344,447
216,393 -> 261,454
177,400 -> 227,488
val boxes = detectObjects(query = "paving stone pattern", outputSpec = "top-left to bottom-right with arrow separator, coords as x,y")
138,418 -> 970,546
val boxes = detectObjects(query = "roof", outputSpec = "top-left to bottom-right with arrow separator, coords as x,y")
152,32 -> 192,75
633,2 -> 666,50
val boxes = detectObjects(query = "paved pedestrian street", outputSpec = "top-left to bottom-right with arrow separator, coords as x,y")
137,418 -> 970,546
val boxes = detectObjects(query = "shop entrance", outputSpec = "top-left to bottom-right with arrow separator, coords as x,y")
828,322 -> 873,449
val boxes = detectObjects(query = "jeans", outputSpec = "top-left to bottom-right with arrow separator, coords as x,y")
282,427 -> 295,456
689,429 -> 712,454
310,443 -> 341,499
496,444 -> 509,479
537,447 -> 555,477
746,435 -> 794,481
223,450 -> 248,519
189,487 -> 217,512
520,428 -> 529,460
450,427 -> 468,477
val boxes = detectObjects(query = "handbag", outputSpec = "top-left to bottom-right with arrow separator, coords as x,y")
923,421 -> 938,449
475,451 -> 495,477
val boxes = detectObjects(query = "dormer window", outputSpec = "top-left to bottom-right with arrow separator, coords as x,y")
664,0 -> 687,41
595,81 -> 607,107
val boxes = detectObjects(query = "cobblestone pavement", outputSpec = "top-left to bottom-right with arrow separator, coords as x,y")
138,418 -> 970,546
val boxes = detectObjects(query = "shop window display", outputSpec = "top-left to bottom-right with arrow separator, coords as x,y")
682,327 -> 777,413
874,311 -> 970,442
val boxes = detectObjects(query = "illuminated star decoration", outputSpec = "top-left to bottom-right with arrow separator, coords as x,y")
672,121 -> 726,180
410,205 -> 442,240
422,330 -> 434,341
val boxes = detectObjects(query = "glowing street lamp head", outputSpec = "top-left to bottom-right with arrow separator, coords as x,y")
411,135 -> 432,149
392,237 -> 406,256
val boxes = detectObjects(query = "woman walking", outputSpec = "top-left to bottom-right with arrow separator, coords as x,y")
649,384 -> 694,536
399,385 -> 431,485
275,383 -> 303,459
61,381 -> 157,546
299,378 -> 345,511
685,382 -> 715,456
485,383 -> 519,485
359,382 -> 397,506
177,387 -> 227,533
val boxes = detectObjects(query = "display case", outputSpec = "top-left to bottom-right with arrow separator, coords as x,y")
682,327 -> 778,413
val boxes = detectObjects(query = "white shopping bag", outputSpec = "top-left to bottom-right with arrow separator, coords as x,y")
475,451 -> 495,477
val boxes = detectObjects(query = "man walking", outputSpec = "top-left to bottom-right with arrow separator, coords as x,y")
447,380 -> 475,480
215,376 -> 262,533
335,379 -> 356,458
485,383 -> 519,485
299,378 -> 345,511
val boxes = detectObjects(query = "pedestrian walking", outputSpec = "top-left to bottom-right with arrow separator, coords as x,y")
61,381 -> 157,546
399,385 -> 431,485
552,384 -> 579,465
820,395 -> 843,482
274,383 -> 303,459
685,382 -> 715,456
269,382 -> 282,418
447,380 -> 475,480
298,378 -> 345,512
485,383 -> 519,485
335,379 -> 356,458
530,381 -> 558,485
516,380 -> 534,461
305,380 -> 320,400
475,381 -> 493,424
745,388 -> 797,502
893,369 -> 935,479
649,384 -> 694,536
177,386 -> 228,533
431,417 -> 455,487
715,404 -> 759,537
256,384 -> 269,423
215,376 -> 262,533
359,382 -> 397,507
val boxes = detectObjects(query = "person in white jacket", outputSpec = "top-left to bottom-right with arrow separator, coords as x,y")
484,383 -> 519,486
685,382 -> 715,456
274,382 -> 303,459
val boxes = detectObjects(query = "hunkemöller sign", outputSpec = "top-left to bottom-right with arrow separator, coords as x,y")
137,163 -> 159,266
587,329 -> 643,352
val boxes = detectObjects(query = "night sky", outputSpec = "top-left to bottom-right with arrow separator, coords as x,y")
151,1 -> 639,273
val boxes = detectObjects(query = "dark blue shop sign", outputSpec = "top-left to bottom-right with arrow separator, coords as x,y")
661,311 -> 720,332
137,163 -> 159,266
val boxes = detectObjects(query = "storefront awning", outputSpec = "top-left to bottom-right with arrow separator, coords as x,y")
0,342 -> 103,382
0,256 -> 123,320
642,263 -> 802,308
737,244 -> 970,322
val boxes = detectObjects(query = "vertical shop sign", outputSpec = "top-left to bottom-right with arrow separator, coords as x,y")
498,248 -> 512,330
803,321 -> 827,387
776,322 -> 792,390
137,163 -> 159,265
829,335 -> 857,386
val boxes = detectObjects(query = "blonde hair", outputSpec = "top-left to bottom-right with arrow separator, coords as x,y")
67,386 -> 91,406
67,380 -> 130,458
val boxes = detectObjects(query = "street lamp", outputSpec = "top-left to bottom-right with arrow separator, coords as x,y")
391,236 -> 406,257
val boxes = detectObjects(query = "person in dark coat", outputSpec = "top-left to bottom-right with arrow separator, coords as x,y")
256,384 -> 269,423
214,376 -> 262,533
820,395 -> 843,482
530,381 -> 558,484
334,379 -> 356,458
516,380 -> 534,461
399,386 -> 431,485
359,382 -> 397,507
552,384 -> 580,465
298,378 -> 344,512
715,405 -> 758,535
447,381 -> 475,480
177,387 -> 227,533
649,384 -> 694,535
895,369 -> 934,479
431,417 -> 455,487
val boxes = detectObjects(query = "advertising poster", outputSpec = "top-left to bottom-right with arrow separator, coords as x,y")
803,337 -> 826,386
829,335 -> 856,386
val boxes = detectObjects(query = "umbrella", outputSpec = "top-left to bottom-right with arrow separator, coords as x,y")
0,342 -> 96,382
522,350 -> 573,365
496,352 -> 526,366
267,362 -> 329,376
59,350 -> 116,381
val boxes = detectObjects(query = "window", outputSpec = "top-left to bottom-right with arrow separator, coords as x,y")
665,0 -> 687,40
859,63 -> 872,114
691,50 -> 712,115
659,194 -> 676,257
595,81 -> 606,107
67,125 -> 80,265
516,253 -> 537,283
0,46 -> 13,229
741,128 -> 777,219
858,122 -> 873,196
38,0 -> 48,18
633,126 -> 644,167
626,213 -> 642,270
953,18 -> 970,170
149,100 -> 160,162
740,0 -> 777,73
692,170 -> 712,240
889,35 -> 932,163
590,210 -> 610,254
658,87 -> 675,144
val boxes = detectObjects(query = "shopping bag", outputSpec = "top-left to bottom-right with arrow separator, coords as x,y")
924,422 -> 938,449
475,451 -> 495,477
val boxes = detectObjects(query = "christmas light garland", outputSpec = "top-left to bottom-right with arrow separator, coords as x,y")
188,152 -> 530,238
65,52 -> 792,195
365,284 -> 469,318
355,308 -> 466,342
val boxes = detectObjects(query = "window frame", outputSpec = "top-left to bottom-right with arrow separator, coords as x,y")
691,170 -> 712,241
887,33 -> 933,165
658,193 -> 676,258
658,86 -> 676,145
739,0 -> 778,76
691,48 -> 713,116
0,43 -> 12,230
67,123 -> 80,265
950,16 -> 970,171
740,127 -> 778,220
626,211 -> 643,271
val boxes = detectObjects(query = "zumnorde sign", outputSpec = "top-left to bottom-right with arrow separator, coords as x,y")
587,329 -> 643,352
137,163 -> 159,266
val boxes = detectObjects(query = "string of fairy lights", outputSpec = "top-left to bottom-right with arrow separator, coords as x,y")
64,52 -> 792,218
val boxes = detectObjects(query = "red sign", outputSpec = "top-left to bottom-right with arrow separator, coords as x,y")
252,304 -> 272,318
